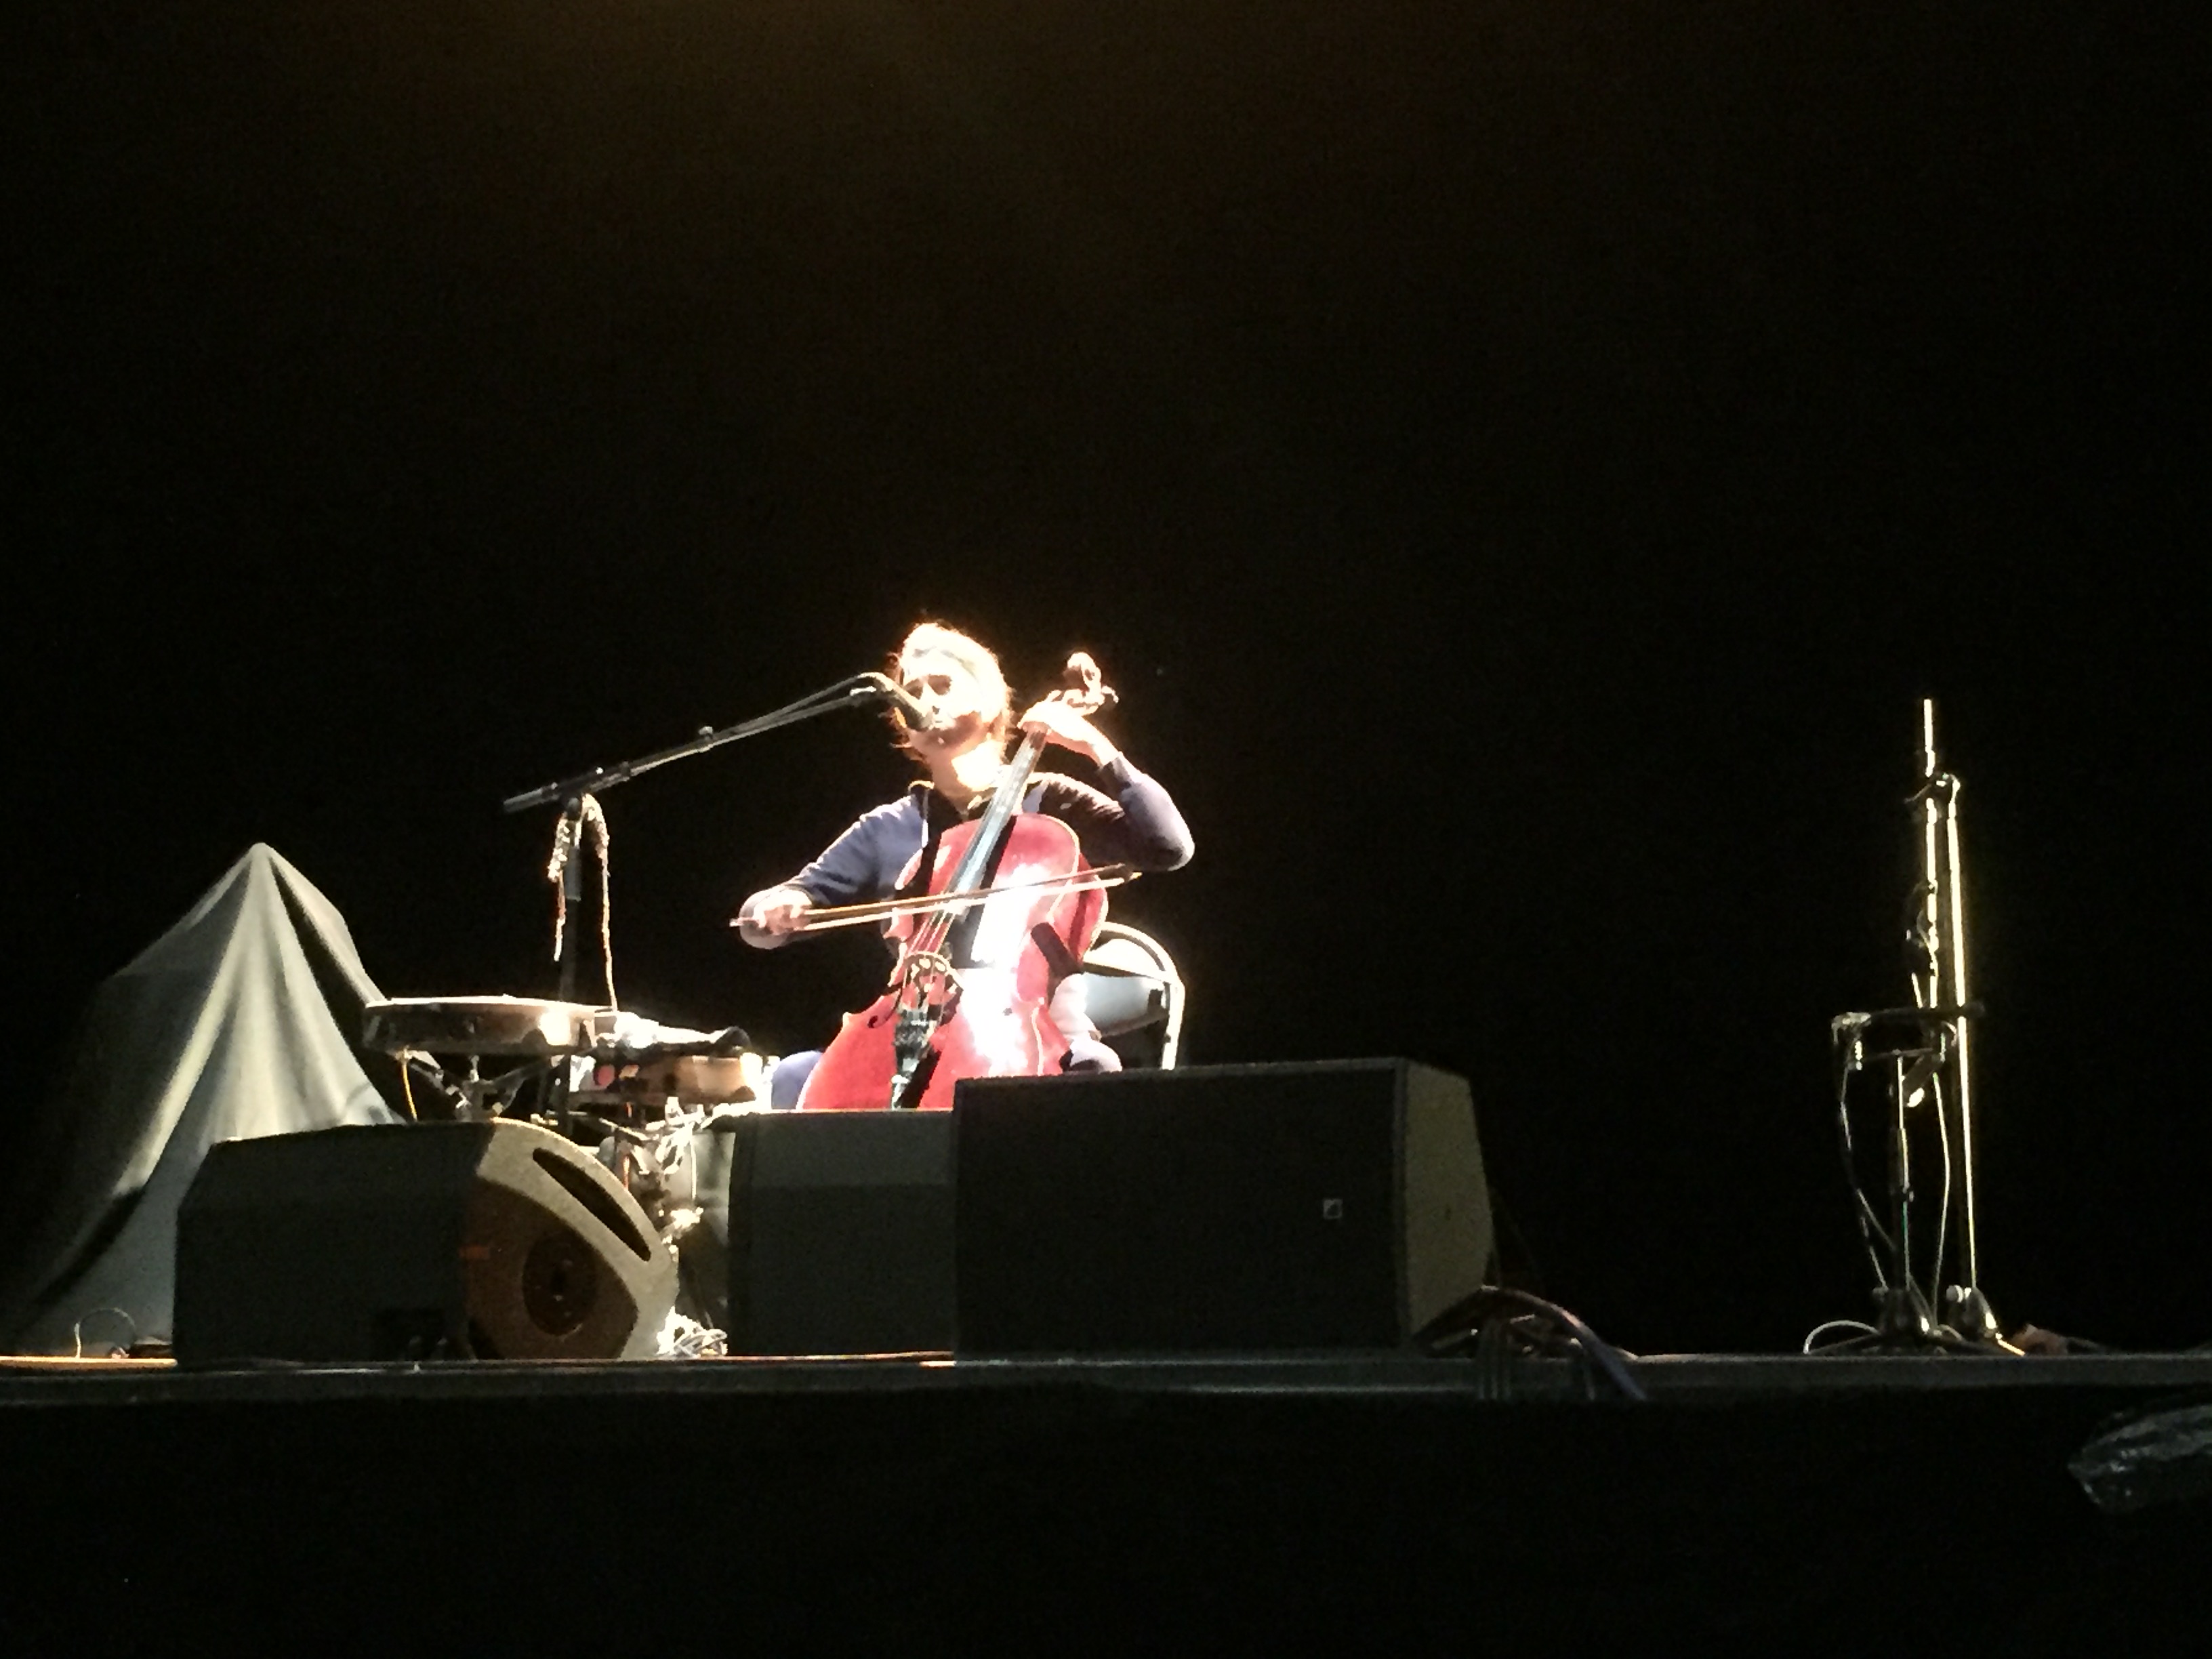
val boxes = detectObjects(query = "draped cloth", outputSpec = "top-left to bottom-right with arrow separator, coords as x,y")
0,845 -> 403,1354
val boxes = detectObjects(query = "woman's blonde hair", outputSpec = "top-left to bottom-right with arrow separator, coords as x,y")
891,621 -> 1014,749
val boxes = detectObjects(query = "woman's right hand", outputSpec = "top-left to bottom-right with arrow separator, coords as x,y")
738,884 -> 815,944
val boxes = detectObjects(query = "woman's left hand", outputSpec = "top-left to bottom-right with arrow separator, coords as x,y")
1019,699 -> 1121,768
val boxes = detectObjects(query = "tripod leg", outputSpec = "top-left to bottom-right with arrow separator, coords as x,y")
1875,1056 -> 1933,1343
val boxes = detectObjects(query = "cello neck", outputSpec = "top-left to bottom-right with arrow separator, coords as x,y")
941,729 -> 1048,898
937,650 -> 1114,901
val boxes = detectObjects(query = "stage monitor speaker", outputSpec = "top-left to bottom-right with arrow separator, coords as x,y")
724,1110 -> 955,1355
174,1121 -> 676,1363
954,1059 -> 1492,1355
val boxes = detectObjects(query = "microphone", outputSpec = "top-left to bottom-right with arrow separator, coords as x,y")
866,674 -> 937,732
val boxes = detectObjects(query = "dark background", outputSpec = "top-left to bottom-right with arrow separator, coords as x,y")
7,0 -> 2203,1355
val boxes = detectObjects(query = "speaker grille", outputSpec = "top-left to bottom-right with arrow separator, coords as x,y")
954,1061 -> 1487,1354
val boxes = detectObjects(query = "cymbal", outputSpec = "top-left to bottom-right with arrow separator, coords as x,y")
362,996 -> 613,1058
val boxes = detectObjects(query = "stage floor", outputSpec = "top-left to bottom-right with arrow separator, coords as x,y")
5,1351 -> 2208,1645
5,1345 -> 2212,1400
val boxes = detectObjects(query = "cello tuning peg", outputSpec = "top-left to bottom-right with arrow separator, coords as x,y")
1058,651 -> 1114,712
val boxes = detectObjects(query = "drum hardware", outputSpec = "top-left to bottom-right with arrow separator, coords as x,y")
362,995 -> 602,1124
584,1097 -> 759,1283
377,1046 -> 553,1124
598,1124 -> 676,1236
365,998 -> 765,1143
390,1048 -> 494,1122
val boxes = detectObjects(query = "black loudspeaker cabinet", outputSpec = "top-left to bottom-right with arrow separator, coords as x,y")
174,1121 -> 676,1363
724,1110 -> 956,1355
954,1059 -> 1493,1355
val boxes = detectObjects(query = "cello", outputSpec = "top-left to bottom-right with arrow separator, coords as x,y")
796,653 -> 1120,1111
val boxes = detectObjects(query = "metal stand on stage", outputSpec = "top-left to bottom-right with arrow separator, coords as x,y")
506,672 -> 930,1012
1820,700 -> 2007,1353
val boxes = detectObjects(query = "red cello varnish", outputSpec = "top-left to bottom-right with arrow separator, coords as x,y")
796,654 -> 1128,1111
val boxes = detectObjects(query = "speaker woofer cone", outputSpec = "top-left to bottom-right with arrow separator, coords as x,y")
521,1227 -> 598,1336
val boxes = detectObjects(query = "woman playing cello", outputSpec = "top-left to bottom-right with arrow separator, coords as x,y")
735,621 -> 1194,1107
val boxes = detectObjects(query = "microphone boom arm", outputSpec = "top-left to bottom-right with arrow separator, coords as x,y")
501,674 -> 914,815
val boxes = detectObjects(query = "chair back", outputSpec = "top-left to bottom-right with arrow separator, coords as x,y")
1073,921 -> 1184,1069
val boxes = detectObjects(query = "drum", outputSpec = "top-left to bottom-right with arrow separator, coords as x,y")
362,996 -> 613,1057
575,1050 -> 766,1108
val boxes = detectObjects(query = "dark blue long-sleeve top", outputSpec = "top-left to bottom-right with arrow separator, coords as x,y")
743,757 -> 1193,945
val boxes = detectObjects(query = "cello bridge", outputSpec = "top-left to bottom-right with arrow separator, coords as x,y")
896,949 -> 958,1007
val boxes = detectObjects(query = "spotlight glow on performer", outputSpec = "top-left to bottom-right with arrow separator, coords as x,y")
735,621 -> 1193,1109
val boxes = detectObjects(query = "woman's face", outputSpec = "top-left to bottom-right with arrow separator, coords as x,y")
899,647 -> 1004,757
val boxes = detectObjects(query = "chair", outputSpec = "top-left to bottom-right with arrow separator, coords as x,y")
1073,920 -> 1185,1070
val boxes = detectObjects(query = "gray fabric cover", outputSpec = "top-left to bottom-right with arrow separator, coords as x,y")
0,844 -> 402,1353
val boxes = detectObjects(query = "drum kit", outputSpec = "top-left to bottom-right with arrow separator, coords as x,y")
357,944 -> 1179,1351
362,996 -> 768,1118
361,996 -> 773,1348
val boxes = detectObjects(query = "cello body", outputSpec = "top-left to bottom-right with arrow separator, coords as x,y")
796,813 -> 1109,1111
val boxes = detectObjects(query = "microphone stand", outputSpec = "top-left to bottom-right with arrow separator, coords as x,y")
502,673 -> 919,816
501,671 -> 919,1006
1912,703 -> 2000,1344
1820,700 -> 2005,1353
1828,1002 -> 1985,1349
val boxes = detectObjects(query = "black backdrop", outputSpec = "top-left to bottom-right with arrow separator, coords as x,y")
9,0 -> 2205,1354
